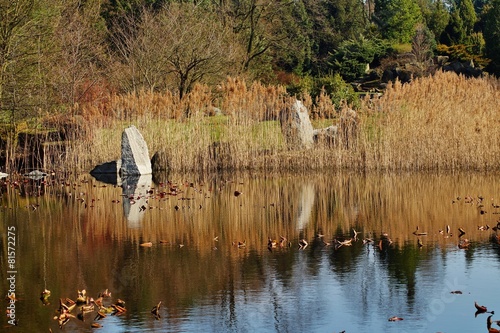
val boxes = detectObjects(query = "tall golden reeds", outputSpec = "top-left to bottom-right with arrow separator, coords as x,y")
359,71 -> 500,171
50,71 -> 500,173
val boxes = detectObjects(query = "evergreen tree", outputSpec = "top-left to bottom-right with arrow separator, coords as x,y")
441,7 -> 466,44
458,0 -> 477,35
304,0 -> 368,75
329,36 -> 391,81
271,0 -> 313,75
483,0 -> 500,74
374,0 -> 423,43
426,0 -> 450,42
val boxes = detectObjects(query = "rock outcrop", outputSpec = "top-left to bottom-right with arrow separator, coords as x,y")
90,126 -> 152,227
280,100 -> 346,149
313,125 -> 338,145
279,100 -> 315,149
90,125 -> 151,179
120,126 -> 152,176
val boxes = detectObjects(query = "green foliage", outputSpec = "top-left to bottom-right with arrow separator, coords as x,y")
285,73 -> 359,109
303,0 -> 369,75
425,0 -> 450,41
458,0 -> 477,35
285,75 -> 314,98
391,43 -> 413,53
387,0 -> 423,43
468,32 -> 486,55
374,0 -> 423,43
227,0 -> 314,81
267,0 -> 313,76
313,74 -> 360,109
483,0 -> 500,74
441,9 -> 466,44
436,43 -> 490,67
328,37 -> 392,81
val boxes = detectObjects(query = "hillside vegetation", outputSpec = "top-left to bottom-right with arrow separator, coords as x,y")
50,71 -> 500,173
1,1 -> 499,173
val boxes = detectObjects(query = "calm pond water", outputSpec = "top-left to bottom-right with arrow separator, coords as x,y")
1,171 -> 500,333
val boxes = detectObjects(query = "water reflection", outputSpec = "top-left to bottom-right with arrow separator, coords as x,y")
1,172 -> 500,332
90,172 -> 153,227
121,174 -> 152,228
296,183 -> 314,230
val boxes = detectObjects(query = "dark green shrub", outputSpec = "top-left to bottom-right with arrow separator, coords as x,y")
285,73 -> 360,112
328,36 -> 392,81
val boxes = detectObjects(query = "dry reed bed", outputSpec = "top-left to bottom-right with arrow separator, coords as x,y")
361,71 -> 500,171
64,71 -> 500,173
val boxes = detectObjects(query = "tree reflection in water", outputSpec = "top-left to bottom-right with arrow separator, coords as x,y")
1,171 -> 500,332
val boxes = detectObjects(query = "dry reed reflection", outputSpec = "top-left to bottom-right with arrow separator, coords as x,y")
1,171 -> 500,332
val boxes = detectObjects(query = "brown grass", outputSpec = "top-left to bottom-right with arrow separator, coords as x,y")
41,71 -> 500,173
360,71 -> 500,171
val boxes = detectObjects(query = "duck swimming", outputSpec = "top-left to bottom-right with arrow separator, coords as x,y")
475,301 -> 488,313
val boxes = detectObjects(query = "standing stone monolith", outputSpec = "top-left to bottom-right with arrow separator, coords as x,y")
279,100 -> 315,149
120,125 -> 152,176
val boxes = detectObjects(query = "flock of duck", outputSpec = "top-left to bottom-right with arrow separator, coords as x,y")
387,301 -> 500,332
474,301 -> 500,333
41,288 -> 162,331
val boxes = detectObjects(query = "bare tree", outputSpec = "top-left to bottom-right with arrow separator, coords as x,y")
164,3 -> 242,99
111,3 -> 242,99
230,0 -> 290,74
412,23 -> 435,65
110,8 -> 172,93
49,0 -> 108,107
0,0 -> 34,111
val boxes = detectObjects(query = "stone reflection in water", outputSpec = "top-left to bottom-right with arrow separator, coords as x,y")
90,172 -> 152,228
296,183 -> 315,230
121,174 -> 152,228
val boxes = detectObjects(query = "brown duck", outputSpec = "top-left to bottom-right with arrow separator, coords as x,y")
475,301 -> 488,313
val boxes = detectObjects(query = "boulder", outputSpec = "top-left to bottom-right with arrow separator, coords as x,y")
120,125 -> 152,176
394,67 -> 413,83
436,55 -> 449,66
313,125 -> 338,145
90,160 -> 121,174
279,99 -> 353,149
279,100 -> 315,149
90,126 -> 151,182
339,108 -> 359,148
382,68 -> 395,83
210,106 -> 224,116
151,150 -> 170,173
443,60 -> 482,78
23,170 -> 48,180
